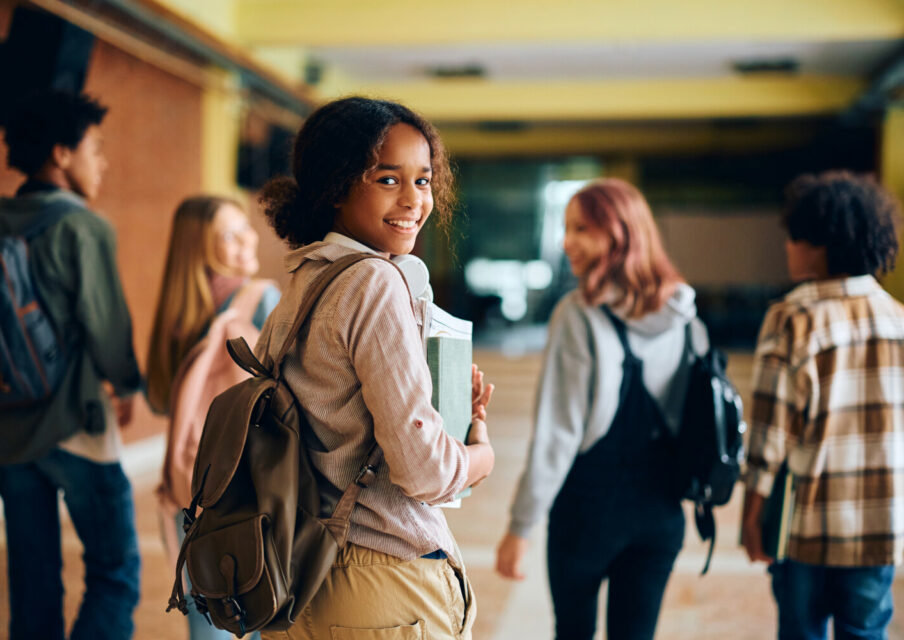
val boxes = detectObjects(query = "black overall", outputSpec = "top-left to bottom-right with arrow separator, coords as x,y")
546,309 -> 685,640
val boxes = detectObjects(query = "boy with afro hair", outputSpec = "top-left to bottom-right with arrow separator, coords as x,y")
742,171 -> 904,640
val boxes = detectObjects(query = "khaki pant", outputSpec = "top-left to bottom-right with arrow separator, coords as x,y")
263,543 -> 476,640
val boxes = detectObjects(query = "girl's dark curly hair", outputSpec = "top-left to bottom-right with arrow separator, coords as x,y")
259,96 -> 455,247
783,170 -> 902,277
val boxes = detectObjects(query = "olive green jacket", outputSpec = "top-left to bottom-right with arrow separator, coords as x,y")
0,188 -> 140,464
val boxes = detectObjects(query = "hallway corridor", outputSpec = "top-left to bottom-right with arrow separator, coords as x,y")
2,349 -> 904,639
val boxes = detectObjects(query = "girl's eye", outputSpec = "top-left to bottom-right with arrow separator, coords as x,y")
415,177 -> 431,186
377,176 -> 398,185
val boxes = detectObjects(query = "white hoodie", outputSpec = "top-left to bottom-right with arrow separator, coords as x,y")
508,284 -> 708,538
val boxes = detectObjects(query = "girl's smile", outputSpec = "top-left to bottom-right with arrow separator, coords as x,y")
563,199 -> 608,278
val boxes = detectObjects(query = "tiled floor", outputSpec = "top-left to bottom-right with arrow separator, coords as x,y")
2,348 -> 904,639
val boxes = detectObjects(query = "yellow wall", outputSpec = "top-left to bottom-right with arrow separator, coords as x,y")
881,105 -> 904,301
200,68 -> 242,196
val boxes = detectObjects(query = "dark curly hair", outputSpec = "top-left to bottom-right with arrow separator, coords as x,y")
259,96 -> 455,247
783,170 -> 901,277
4,90 -> 107,176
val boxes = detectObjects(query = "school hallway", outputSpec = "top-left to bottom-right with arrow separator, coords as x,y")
2,348 -> 904,639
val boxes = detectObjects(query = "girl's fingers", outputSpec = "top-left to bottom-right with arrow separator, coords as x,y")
482,383 -> 494,408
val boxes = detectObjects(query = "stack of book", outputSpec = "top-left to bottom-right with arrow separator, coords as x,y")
426,304 -> 473,506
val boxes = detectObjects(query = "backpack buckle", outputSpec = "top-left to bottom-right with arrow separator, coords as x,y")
192,592 -> 209,615
251,390 -> 272,428
222,596 -> 246,635
355,463 -> 378,488
181,508 -> 195,532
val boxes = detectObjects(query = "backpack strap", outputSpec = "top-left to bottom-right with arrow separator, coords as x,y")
683,321 -> 695,360
20,202 -> 75,240
266,252 -> 399,545
329,442 -> 385,547
269,253 -> 399,376
695,503 -> 717,575
225,338 -> 271,378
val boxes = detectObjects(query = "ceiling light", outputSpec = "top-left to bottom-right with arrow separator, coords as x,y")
732,58 -> 799,74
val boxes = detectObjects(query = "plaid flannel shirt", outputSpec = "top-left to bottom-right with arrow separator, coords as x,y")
744,275 -> 904,567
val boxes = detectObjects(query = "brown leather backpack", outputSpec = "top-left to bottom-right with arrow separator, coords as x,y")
167,254 -> 388,637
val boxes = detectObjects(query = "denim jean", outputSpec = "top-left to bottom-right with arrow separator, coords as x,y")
0,448 -> 141,640
770,560 -> 895,640
174,514 -> 261,640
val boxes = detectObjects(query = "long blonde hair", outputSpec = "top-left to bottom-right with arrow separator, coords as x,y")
145,195 -> 242,413
573,179 -> 683,318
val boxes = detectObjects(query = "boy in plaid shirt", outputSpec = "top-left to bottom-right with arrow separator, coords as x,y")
742,171 -> 904,640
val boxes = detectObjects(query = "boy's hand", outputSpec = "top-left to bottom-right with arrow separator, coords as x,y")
741,491 -> 774,564
112,395 -> 134,428
471,364 -> 494,421
103,382 -> 134,428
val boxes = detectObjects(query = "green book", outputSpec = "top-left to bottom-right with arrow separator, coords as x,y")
426,335 -> 472,500
761,461 -> 796,560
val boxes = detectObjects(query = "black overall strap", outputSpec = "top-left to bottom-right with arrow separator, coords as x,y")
601,307 -> 640,362
601,306 -> 641,412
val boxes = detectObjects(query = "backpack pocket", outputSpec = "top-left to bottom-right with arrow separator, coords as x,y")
186,514 -> 288,634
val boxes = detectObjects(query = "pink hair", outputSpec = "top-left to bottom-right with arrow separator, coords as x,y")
572,178 -> 683,317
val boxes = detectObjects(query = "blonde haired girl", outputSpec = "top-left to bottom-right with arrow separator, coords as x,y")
147,195 -> 278,640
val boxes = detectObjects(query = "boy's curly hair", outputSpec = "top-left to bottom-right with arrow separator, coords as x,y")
783,170 -> 901,277
5,90 -> 107,176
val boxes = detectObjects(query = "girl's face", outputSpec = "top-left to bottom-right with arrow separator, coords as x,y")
332,123 -> 434,257
210,203 -> 259,277
563,198 -> 609,278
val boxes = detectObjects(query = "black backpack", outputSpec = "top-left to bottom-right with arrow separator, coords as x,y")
672,322 -> 746,574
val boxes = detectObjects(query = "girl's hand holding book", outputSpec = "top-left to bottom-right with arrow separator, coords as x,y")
471,364 -> 494,421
